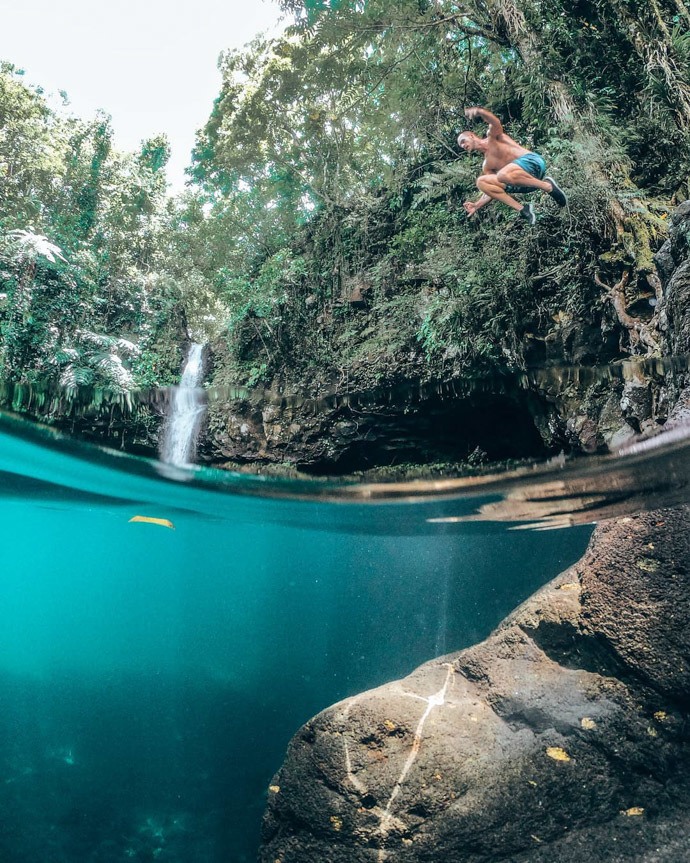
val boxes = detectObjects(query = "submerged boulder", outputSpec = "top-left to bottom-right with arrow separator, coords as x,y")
260,507 -> 690,862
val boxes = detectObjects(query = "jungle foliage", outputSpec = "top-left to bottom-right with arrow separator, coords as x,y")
2,0 -> 690,397
190,0 -> 690,389
0,62 -> 187,389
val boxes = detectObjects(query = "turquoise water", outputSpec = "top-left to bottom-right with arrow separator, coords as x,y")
0,414 -> 593,862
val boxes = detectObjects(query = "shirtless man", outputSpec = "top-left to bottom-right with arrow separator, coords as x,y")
457,106 -> 567,225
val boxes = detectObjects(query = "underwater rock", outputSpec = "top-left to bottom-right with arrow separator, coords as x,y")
260,507 -> 690,862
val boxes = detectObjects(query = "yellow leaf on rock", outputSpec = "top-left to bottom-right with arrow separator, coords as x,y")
330,815 -> 343,831
622,807 -> 645,817
581,717 -> 597,730
129,515 -> 175,530
546,747 -> 571,762
654,711 -> 668,721
269,785 -> 280,794
557,582 -> 579,592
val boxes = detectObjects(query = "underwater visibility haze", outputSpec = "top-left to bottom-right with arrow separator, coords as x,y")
0,406 -> 602,863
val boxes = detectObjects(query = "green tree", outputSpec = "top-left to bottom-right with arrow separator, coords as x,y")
0,63 -> 184,389
188,0 -> 688,388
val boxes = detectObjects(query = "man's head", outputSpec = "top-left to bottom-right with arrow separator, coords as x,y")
457,131 -> 481,152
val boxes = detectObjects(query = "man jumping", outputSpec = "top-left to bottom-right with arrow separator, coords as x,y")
457,106 -> 567,225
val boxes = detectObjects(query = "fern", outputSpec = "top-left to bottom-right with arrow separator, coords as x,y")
60,365 -> 95,388
412,162 -> 470,208
6,229 -> 67,264
75,330 -> 140,356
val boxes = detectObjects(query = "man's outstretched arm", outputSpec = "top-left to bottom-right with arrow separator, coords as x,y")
464,106 -> 504,138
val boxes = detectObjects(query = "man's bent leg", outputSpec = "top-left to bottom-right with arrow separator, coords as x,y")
496,164 -> 552,193
476,175 -> 523,211
498,166 -> 567,207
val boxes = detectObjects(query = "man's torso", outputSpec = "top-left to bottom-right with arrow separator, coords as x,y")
482,133 -> 530,173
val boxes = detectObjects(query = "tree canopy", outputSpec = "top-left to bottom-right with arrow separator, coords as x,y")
0,62 -> 188,390
189,0 -> 689,388
2,0 -> 689,402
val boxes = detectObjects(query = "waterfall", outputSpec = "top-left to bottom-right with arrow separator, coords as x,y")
159,343 -> 206,466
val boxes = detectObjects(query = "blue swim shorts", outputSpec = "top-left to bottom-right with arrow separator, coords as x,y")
504,152 -> 547,194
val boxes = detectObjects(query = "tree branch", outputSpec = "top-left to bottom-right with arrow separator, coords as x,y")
595,270 -> 660,355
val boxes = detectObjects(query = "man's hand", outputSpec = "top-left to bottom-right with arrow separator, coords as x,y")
464,193 -> 491,217
464,106 -> 503,137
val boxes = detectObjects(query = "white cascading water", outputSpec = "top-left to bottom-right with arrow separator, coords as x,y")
159,342 -> 206,466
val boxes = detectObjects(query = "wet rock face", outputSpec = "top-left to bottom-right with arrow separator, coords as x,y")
657,200 -> 690,366
260,508 -> 690,862
540,201 -> 690,455
202,390 -> 551,471
203,203 -> 690,469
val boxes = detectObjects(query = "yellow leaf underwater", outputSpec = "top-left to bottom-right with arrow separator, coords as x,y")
545,746 -> 571,762
128,515 -> 175,530
622,807 -> 645,817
